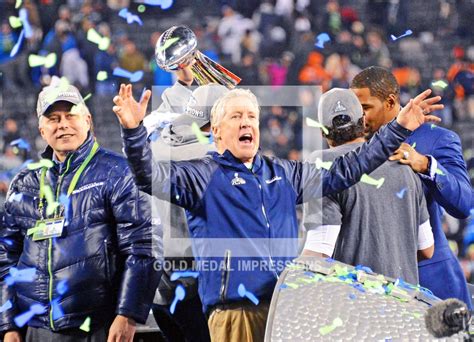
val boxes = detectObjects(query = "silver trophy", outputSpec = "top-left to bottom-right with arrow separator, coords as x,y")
155,25 -> 241,89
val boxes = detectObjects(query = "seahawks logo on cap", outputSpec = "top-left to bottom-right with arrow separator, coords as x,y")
334,101 -> 347,113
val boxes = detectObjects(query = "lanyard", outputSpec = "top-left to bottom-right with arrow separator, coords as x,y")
38,141 -> 99,217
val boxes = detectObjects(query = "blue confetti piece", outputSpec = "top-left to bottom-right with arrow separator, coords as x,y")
237,283 -> 259,305
355,265 -> 374,274
59,194 -> 71,224
1,238 -> 13,246
209,132 -> 214,144
6,267 -> 36,286
10,29 -> 24,58
315,33 -> 330,48
112,67 -> 143,83
396,188 -> 407,199
280,284 -> 288,290
170,285 -> 185,314
349,293 -> 357,300
143,0 -> 174,9
352,283 -> 366,293
51,298 -> 64,320
170,271 -> 199,281
118,8 -> 143,26
324,257 -> 335,263
149,131 -> 159,142
56,280 -> 68,296
10,138 -> 31,151
390,29 -> 413,41
0,300 -> 12,313
18,8 -> 32,39
14,304 -> 46,327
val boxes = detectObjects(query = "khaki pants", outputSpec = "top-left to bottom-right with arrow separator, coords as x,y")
207,301 -> 270,342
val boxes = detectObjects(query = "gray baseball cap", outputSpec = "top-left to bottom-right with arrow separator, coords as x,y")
318,88 -> 363,129
172,83 -> 229,128
36,81 -> 86,118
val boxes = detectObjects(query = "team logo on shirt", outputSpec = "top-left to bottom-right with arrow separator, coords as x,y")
231,173 -> 246,186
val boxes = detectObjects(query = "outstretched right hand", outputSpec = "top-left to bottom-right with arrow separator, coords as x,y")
396,89 -> 442,131
112,84 -> 152,129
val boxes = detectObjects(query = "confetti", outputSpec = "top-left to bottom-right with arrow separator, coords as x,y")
0,300 -> 12,313
87,28 -> 110,51
8,16 -> 22,29
411,142 -> 416,149
44,77 -> 70,104
360,174 -> 385,189
170,285 -> 185,314
431,80 -> 448,89
51,298 -> 64,320
1,239 -> 13,246
7,192 -> 23,203
348,293 -> 357,300
137,5 -> 146,12
59,194 -> 71,224
141,0 -> 174,10
285,282 -> 299,289
156,37 -> 179,53
5,267 -> 36,286
306,117 -> 329,134
14,304 -> 46,327
191,122 -> 210,144
112,67 -> 143,83
315,157 -> 332,170
435,168 -> 445,176
28,53 -> 57,68
396,188 -> 407,199
430,124 -> 437,129
390,29 -> 413,41
237,283 -> 259,305
80,317 -> 91,332
170,271 -> 199,281
27,159 -> 54,170
96,71 -> 108,81
118,8 -> 143,26
18,8 -> 32,38
15,0 -> 22,8
56,279 -> 68,296
314,33 -> 330,49
10,138 -> 31,151
319,317 -> 343,336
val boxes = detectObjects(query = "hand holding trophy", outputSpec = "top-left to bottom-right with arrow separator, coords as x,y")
155,25 -> 241,89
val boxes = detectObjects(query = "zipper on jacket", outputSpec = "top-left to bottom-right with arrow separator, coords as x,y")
104,239 -> 110,283
48,156 -> 72,330
255,176 -> 279,280
219,249 -> 231,303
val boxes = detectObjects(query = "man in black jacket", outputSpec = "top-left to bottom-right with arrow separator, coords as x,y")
0,77 -> 161,342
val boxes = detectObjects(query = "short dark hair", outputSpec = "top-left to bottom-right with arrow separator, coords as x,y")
350,66 -> 400,102
323,116 -> 365,147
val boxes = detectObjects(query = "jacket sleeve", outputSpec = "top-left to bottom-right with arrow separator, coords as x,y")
0,179 -> 25,332
121,124 -> 210,211
281,119 -> 412,204
423,130 -> 471,218
108,166 -> 162,324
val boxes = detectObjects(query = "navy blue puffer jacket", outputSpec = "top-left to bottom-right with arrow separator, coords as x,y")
0,135 -> 162,333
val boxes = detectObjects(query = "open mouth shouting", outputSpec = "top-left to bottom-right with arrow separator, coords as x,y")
239,132 -> 253,146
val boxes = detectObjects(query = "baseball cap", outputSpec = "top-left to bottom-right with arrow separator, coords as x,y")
172,84 -> 229,128
318,88 -> 363,129
36,77 -> 86,118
